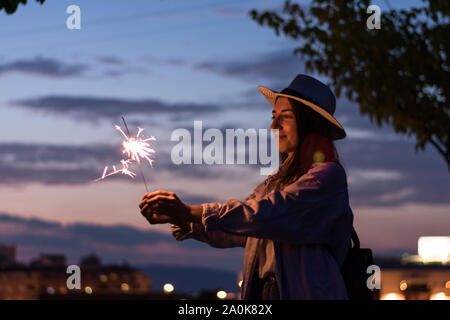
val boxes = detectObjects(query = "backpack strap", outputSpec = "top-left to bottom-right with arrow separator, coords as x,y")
351,227 -> 360,249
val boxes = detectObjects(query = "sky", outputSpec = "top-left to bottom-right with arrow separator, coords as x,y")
0,0 -> 448,272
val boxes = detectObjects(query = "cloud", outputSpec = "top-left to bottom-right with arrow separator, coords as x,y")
140,56 -> 187,67
0,213 -> 243,271
353,203 -> 450,256
11,95 -> 221,121
0,56 -> 88,78
97,56 -> 125,65
337,139 -> 450,206
193,49 -> 305,83
0,143 -> 120,185
0,142 -> 241,186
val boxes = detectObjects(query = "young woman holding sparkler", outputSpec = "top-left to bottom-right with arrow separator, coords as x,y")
139,74 -> 354,300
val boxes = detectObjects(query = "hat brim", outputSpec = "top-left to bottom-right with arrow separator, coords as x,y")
258,85 -> 346,140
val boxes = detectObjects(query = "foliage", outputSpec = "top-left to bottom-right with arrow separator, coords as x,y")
250,0 -> 450,168
1,0 -> 45,15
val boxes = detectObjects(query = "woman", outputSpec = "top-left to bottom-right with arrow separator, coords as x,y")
139,74 -> 354,300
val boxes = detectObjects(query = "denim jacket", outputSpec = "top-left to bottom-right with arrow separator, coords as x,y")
172,161 -> 353,299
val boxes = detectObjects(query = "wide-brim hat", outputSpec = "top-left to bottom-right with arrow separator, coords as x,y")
258,74 -> 346,140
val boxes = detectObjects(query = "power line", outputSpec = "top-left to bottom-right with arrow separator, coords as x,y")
0,0 -> 260,39
383,0 -> 393,11
6,17 -> 239,53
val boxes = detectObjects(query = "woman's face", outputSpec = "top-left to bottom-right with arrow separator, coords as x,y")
270,97 -> 299,155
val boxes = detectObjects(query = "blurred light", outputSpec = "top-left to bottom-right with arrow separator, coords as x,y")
59,287 -> 67,294
46,287 -> 55,295
430,292 -> 450,300
381,293 -> 406,300
313,150 -> 325,163
121,283 -> 130,292
227,292 -> 236,299
99,274 -> 108,282
217,290 -> 227,299
445,281 -> 450,289
163,283 -> 174,294
238,280 -> 243,288
418,236 -> 450,263
399,280 -> 408,291
110,272 -> 118,280
85,286 -> 93,294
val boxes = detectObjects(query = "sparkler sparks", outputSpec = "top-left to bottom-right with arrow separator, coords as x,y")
115,125 -> 156,166
95,160 -> 136,182
95,119 -> 156,190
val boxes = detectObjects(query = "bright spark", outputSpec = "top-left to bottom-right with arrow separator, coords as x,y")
95,160 -> 136,182
95,124 -> 156,182
115,125 -> 156,167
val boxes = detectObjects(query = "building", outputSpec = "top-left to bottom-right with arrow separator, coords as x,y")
376,236 -> 450,300
0,245 -> 16,267
30,254 -> 66,268
0,252 -> 152,300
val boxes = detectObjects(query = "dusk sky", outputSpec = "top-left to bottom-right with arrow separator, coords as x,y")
0,0 -> 448,272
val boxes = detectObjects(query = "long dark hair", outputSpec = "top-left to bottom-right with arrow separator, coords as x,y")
266,97 -> 342,192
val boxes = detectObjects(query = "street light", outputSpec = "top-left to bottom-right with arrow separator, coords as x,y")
217,290 -> 227,299
163,283 -> 174,294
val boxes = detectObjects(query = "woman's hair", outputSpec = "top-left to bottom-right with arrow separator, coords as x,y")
266,97 -> 343,192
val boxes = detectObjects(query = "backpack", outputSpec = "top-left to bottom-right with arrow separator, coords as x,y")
341,227 -> 376,300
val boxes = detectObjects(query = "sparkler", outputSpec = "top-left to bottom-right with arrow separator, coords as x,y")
95,117 -> 155,192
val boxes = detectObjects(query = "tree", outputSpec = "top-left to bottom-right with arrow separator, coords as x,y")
1,0 -> 45,15
250,0 -> 450,169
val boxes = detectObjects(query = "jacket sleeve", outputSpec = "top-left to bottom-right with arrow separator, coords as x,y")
170,180 -> 269,248
201,162 -> 353,247
171,222 -> 246,248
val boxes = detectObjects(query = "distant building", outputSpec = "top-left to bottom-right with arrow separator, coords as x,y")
30,254 -> 66,268
376,236 -> 450,300
0,252 -> 151,300
80,254 -> 102,269
0,245 -> 16,267
376,262 -> 449,300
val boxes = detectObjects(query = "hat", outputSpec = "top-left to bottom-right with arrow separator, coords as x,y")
258,74 -> 346,140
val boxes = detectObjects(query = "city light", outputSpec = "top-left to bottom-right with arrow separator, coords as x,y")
399,280 -> 408,291
163,283 -> 174,294
217,290 -> 227,299
121,283 -> 130,292
238,280 -> 243,288
429,292 -> 450,300
84,286 -> 93,294
445,281 -> 450,289
418,236 -> 450,263
99,274 -> 108,282
227,292 -> 236,299
381,293 -> 406,300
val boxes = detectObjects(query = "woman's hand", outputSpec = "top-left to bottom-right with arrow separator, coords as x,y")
139,190 -> 191,226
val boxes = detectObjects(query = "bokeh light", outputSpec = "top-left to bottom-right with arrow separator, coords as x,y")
381,293 -> 405,300
163,283 -> 174,294
217,290 -> 227,299
430,292 -> 450,300
121,283 -> 130,292
399,280 -> 408,291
